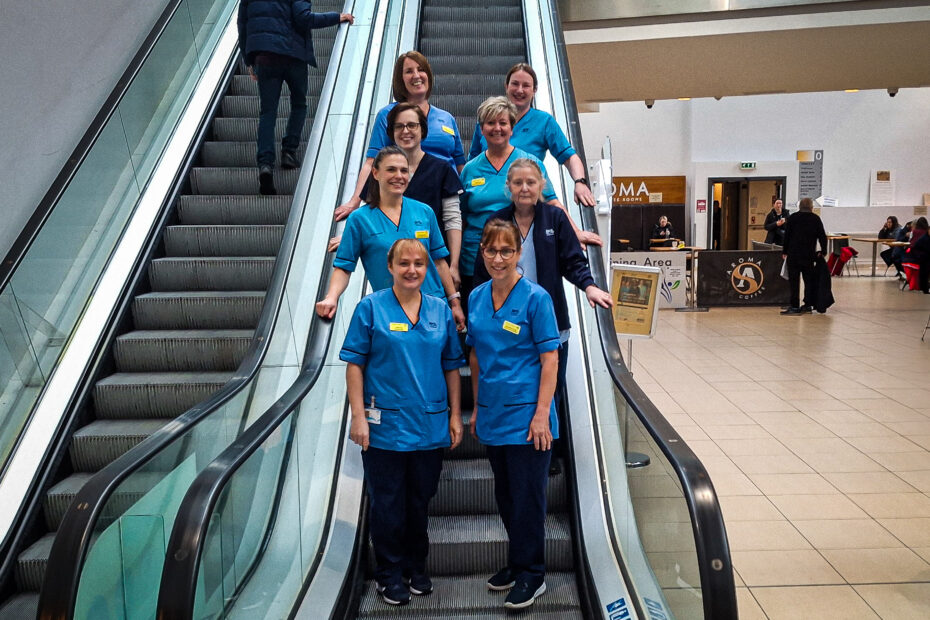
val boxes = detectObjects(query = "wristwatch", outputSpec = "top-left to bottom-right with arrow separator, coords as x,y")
573,178 -> 589,187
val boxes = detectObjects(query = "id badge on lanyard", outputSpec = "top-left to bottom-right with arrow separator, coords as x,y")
365,395 -> 381,425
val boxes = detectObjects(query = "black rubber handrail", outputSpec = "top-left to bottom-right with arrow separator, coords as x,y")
546,3 -> 739,618
0,0 -> 183,291
36,10 -> 356,620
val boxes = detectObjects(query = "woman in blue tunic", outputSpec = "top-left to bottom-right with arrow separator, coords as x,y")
336,51 -> 466,220
466,218 -> 559,611
341,238 -> 466,606
316,146 -> 465,329
469,63 -> 597,209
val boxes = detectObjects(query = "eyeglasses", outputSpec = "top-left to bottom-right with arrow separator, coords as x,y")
481,247 -> 516,259
393,122 -> 421,133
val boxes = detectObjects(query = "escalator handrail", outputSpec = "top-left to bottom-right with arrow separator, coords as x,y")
0,0 -> 186,291
36,10 -> 356,620
544,3 -> 739,618
155,2 -> 385,615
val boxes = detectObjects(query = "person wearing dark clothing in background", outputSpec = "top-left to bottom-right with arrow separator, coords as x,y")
878,215 -> 903,276
904,217 -> 930,293
892,220 -> 912,279
712,200 -> 722,249
651,215 -> 675,247
238,1 -> 353,194
781,197 -> 827,315
763,199 -> 789,246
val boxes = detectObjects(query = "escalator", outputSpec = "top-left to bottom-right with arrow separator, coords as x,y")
0,2 -> 345,618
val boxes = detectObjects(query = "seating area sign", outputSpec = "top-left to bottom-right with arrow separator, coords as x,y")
611,252 -> 687,309
696,250 -> 789,306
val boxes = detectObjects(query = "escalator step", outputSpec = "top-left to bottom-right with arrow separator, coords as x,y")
133,291 -> 265,329
93,371 -> 234,419
421,40 -> 525,59
70,420 -> 173,472
0,593 -> 38,620
14,534 -> 54,592
189,167 -> 301,195
431,74 -> 502,97
426,513 -> 572,575
221,95 -> 321,119
425,0 -> 521,7
443,426 -> 484,459
149,256 -> 275,291
421,6 -> 523,24
177,195 -> 291,225
428,94 -> 487,122
229,75 -> 327,97
357,572 -> 581,618
212,117 -> 313,142
113,330 -> 253,372
428,57 -> 524,76
164,224 -> 284,257
422,22 -> 524,42
200,141 -> 308,167
44,471 -> 173,531
432,459 -> 566,515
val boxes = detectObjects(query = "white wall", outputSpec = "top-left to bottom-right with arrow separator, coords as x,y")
580,88 -> 930,248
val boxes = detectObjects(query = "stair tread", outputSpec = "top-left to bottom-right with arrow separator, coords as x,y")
428,513 -> 570,544
96,371 -> 235,386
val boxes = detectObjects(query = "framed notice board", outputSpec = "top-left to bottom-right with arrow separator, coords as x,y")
610,264 -> 661,338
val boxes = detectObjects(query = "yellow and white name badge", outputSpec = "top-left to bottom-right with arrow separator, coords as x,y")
471,177 -> 486,187
502,320 -> 521,335
389,322 -> 409,332
441,125 -> 455,135
415,230 -> 429,239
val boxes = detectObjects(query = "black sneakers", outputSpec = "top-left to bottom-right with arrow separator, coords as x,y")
486,566 -> 516,591
258,164 -> 276,195
281,150 -> 301,169
376,582 -> 410,606
405,572 -> 433,596
504,578 -> 547,609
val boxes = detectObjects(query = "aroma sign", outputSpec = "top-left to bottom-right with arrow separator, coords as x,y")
612,176 -> 686,205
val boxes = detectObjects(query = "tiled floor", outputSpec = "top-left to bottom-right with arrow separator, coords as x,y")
629,276 -> 930,619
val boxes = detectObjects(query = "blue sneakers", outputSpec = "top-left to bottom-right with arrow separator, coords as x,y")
504,577 -> 547,609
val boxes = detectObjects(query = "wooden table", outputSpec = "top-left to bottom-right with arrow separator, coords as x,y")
851,237 -> 891,276
826,234 -> 850,257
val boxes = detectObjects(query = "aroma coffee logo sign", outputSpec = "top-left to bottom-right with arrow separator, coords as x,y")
727,257 -> 765,299
612,176 -> 686,205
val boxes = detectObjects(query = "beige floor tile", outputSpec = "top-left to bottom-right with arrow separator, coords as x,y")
732,454 -> 814,475
732,550 -> 844,586
822,421 -> 900,438
697,455 -> 743,477
726,520 -> 811,551
790,397 -> 856,412
712,380 -> 764,392
909,435 -> 930,451
769,494 -> 868,520
670,425 -> 709,441
716,438 -> 791,457
763,421 -> 837,439
719,495 -> 784,521
735,588 -> 767,620
854,583 -> 930,620
803,408 -> 875,425
915,548 -> 930,564
711,472 -> 763,496
686,410 -> 759,426
822,548 -> 930,584
778,436 -> 854,455
793,518 -> 902,550
878,518 -> 930,548
895,471 -> 930,493
702,424 -> 772,440
751,585 -> 879,620
684,439 -> 727,459
884,420 -> 930,436
800,450 -> 886,473
823,472 -> 918,494
825,386 -> 885,399
845,435 -> 926,453
726,391 -> 797,413
748,473 -> 838,495
871,451 -> 930,472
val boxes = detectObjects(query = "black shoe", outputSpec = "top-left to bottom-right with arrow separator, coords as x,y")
799,305 -> 813,314
780,307 -> 802,315
281,149 -> 301,169
377,582 -> 410,606
504,578 -> 546,609
487,566 -> 516,591
548,460 -> 562,476
404,572 -> 433,596
258,164 -> 276,195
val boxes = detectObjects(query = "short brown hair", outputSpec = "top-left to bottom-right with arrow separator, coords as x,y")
480,218 -> 521,251
386,102 -> 428,143
505,63 -> 538,89
477,96 -> 517,126
798,197 -> 814,212
387,238 -> 428,266
391,51 -> 433,102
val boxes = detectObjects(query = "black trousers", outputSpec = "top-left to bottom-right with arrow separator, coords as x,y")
787,260 -> 816,308
362,447 -> 444,585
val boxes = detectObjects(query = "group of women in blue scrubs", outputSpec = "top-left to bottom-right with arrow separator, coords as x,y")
324,51 -> 608,611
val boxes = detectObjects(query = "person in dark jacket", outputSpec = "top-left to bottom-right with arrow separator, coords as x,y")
651,215 -> 675,247
878,215 -> 902,275
781,197 -> 827,315
904,217 -> 930,293
238,1 -> 353,194
763,199 -> 789,246
892,220 -> 912,278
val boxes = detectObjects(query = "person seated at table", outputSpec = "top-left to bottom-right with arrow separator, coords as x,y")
892,220 -> 912,279
651,215 -> 675,247
878,215 -> 902,275
903,217 -> 930,293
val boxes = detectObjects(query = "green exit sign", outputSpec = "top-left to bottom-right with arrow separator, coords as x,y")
740,161 -> 757,170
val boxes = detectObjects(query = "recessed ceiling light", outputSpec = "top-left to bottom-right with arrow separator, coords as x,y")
844,89 -> 859,93
677,97 -> 691,101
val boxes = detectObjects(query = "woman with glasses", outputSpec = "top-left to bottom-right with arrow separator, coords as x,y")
341,238 -> 466,606
466,218 -> 559,611
316,146 -> 465,329
336,51 -> 465,220
469,63 -> 596,209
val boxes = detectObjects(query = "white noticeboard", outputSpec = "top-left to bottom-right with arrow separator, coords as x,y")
610,263 -> 661,339
611,251 -> 687,309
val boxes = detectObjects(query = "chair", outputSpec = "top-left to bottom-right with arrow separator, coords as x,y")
923,312 -> 930,342
833,237 -> 860,276
901,263 -> 920,291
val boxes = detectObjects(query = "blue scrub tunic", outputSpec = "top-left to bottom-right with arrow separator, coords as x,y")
334,197 -> 449,298
468,108 -> 576,164
465,278 -> 560,446
459,147 -> 556,277
367,102 -> 466,168
341,289 -> 466,451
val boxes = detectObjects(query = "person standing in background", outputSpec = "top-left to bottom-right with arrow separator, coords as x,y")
763,199 -> 789,246
238,0 -> 353,195
781,197 -> 827,315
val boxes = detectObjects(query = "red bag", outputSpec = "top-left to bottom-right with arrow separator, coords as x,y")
903,263 -> 920,290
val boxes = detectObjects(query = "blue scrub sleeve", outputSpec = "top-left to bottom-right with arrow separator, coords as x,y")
544,115 -> 576,165
450,126 -> 466,167
339,297 -> 373,365
333,211 -> 362,273
468,122 -> 484,161
441,307 -> 467,370
365,106 -> 391,159
530,291 -> 560,354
